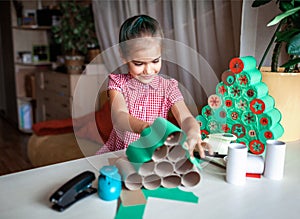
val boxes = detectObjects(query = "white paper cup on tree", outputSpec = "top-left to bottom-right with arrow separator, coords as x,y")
226,143 -> 248,185
263,140 -> 286,180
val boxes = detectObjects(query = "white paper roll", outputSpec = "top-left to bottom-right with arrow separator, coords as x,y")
263,140 -> 286,180
226,143 -> 247,185
247,153 -> 264,174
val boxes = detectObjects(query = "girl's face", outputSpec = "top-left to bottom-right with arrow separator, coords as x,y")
124,38 -> 162,84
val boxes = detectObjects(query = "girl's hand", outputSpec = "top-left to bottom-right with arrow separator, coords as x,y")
184,133 -> 213,159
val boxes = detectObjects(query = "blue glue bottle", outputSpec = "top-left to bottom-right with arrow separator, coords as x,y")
98,165 -> 122,201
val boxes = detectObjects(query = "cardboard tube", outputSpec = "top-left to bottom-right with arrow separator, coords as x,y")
263,140 -> 286,180
174,158 -> 194,174
115,157 -> 143,190
162,174 -> 182,188
154,160 -> 174,177
182,168 -> 201,187
226,143 -> 248,185
143,174 -> 161,190
164,132 -> 184,146
247,153 -> 264,174
138,161 -> 155,176
152,145 -> 168,161
167,145 -> 187,162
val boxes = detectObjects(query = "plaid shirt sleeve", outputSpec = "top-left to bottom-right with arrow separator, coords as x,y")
166,78 -> 184,108
108,74 -> 123,92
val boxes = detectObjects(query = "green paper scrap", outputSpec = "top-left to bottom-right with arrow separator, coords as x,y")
115,187 -> 198,219
142,187 -> 199,203
126,117 -> 186,164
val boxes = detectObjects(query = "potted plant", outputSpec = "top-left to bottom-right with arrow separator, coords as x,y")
252,0 -> 300,141
52,0 -> 99,74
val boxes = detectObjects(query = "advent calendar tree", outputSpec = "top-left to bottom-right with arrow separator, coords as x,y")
196,56 -> 284,155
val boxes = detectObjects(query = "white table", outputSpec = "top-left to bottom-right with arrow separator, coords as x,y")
1,140 -> 300,219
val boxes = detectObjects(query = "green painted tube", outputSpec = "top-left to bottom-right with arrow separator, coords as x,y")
258,123 -> 284,143
250,95 -> 275,115
126,117 -> 186,164
229,56 -> 257,74
195,115 -> 207,130
243,82 -> 269,101
241,110 -> 258,126
258,108 -> 282,129
201,105 -> 213,119
237,69 -> 262,86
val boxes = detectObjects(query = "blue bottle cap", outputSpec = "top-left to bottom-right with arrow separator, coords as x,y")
100,165 -> 118,177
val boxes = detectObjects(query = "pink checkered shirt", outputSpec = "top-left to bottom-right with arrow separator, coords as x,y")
97,73 -> 183,154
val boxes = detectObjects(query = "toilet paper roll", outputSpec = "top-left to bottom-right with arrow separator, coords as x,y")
258,123 -> 284,144
229,85 -> 242,99
115,157 -> 143,190
174,158 -> 194,174
161,174 -> 182,188
263,140 -> 286,180
250,96 -> 275,115
229,56 -> 257,74
247,153 -> 264,174
152,145 -> 168,161
226,143 -> 248,185
243,82 -> 268,101
258,108 -> 282,129
221,70 -> 236,86
216,82 -> 229,96
241,110 -> 257,126
208,94 -> 222,109
138,161 -> 155,176
202,105 -> 213,119
167,145 -> 187,162
195,115 -> 207,130
237,69 -> 262,86
154,160 -> 174,177
249,139 -> 265,155
181,167 -> 201,187
143,174 -> 161,190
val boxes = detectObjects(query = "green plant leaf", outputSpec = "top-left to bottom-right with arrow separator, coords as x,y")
280,57 -> 300,68
268,6 -> 300,26
287,33 -> 300,55
276,28 -> 300,42
251,0 -> 273,7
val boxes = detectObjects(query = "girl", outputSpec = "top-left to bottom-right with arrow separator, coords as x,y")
97,15 -> 211,158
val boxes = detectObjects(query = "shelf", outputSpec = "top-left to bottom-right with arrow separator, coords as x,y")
15,61 -> 52,66
12,25 -> 52,30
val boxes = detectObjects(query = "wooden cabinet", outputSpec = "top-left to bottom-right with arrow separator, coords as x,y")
35,71 -> 108,122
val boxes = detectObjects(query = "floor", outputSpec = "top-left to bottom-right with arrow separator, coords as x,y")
0,116 -> 33,176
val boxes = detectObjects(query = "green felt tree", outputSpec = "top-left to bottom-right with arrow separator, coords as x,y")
196,56 -> 284,155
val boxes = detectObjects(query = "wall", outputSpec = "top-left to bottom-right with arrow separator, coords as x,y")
240,0 -> 282,66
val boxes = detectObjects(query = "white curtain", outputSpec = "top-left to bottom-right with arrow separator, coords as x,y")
92,0 -> 242,112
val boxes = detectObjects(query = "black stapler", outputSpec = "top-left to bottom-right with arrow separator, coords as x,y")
49,171 -> 97,212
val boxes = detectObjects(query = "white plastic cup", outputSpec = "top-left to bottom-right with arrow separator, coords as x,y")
263,140 -> 286,180
226,143 -> 248,185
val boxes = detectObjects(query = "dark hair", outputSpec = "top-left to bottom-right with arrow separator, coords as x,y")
119,15 -> 163,43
